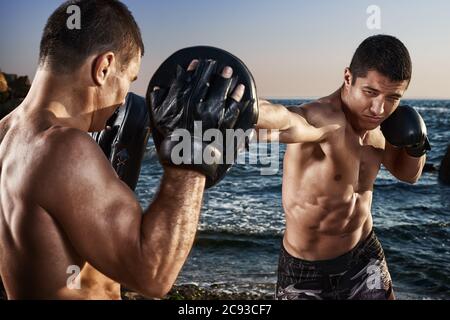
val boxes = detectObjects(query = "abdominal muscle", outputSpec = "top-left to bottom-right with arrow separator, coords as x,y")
281,148 -> 376,261
283,188 -> 373,261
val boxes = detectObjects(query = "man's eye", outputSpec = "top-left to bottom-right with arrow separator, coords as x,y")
365,90 -> 376,96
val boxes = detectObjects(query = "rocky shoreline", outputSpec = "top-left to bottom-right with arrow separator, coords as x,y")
0,282 -> 271,300
0,70 -> 31,120
123,284 -> 272,300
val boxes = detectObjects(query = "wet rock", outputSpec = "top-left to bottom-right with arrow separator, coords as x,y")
0,72 -> 10,104
0,71 -> 31,120
439,144 -> 450,185
0,72 -> 8,92
423,163 -> 437,173
121,284 -> 271,300
8,75 -> 31,99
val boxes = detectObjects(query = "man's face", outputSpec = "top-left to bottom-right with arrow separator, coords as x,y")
108,54 -> 141,107
343,69 -> 409,131
91,53 -> 141,131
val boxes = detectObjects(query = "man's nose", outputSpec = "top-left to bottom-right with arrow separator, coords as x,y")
370,98 -> 385,116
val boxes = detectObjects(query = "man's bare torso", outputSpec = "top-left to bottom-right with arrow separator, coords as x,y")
282,92 -> 385,261
0,106 -> 120,299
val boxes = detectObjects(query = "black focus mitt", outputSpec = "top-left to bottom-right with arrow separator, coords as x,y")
147,46 -> 259,188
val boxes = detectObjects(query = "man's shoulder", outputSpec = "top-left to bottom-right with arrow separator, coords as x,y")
30,127 -> 115,205
36,126 -> 107,174
366,126 -> 385,149
40,126 -> 99,155
293,99 -> 346,127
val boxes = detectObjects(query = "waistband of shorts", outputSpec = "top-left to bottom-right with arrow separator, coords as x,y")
281,230 -> 378,272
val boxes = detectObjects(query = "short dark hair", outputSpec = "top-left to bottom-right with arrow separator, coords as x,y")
349,35 -> 412,84
39,0 -> 144,73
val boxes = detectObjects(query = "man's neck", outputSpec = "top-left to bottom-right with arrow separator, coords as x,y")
21,68 -> 94,132
339,86 -> 368,139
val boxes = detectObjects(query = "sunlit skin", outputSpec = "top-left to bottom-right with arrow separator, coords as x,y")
257,69 -> 427,300
0,48 -> 246,300
0,51 -> 144,299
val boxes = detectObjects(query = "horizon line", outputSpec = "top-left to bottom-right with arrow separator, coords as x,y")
262,96 -> 450,101
1,69 -> 448,101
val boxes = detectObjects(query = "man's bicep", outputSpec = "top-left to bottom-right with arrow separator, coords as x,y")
34,131 -> 144,285
257,101 -> 293,130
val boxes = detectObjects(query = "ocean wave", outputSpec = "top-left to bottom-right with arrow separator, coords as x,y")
380,220 -> 449,230
376,221 -> 450,242
194,230 -> 281,249
196,221 -> 449,240
196,229 -> 282,239
415,107 -> 450,113
194,219 -> 449,249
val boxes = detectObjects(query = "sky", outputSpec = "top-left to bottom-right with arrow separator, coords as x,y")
1,0 -> 449,99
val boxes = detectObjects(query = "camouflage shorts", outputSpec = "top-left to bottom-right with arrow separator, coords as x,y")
276,231 -> 393,300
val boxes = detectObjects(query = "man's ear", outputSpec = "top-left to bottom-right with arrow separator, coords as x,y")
344,68 -> 353,87
92,52 -> 115,86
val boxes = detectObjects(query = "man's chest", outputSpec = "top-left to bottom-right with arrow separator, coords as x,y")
320,128 -> 385,191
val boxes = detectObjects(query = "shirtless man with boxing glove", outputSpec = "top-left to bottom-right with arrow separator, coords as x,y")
255,34 -> 430,300
0,0 -> 250,299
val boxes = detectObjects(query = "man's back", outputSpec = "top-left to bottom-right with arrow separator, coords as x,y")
282,92 -> 385,261
0,107 -> 119,299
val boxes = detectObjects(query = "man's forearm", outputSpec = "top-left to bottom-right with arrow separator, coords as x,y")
140,167 -> 205,296
390,144 -> 426,183
256,100 -> 340,144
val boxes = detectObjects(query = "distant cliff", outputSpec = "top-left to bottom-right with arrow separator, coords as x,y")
0,70 -> 31,120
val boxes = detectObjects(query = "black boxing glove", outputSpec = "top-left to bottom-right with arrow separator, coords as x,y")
148,59 -> 250,185
381,105 -> 431,157
91,93 -> 150,191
